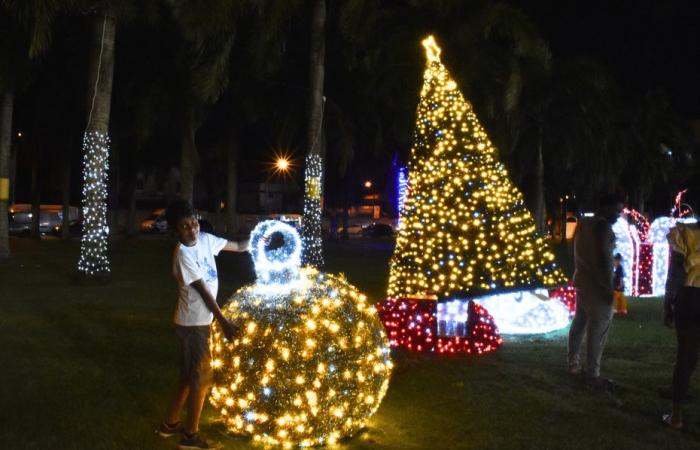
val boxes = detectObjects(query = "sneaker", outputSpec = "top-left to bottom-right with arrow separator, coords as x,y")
156,421 -> 182,438
178,433 -> 221,450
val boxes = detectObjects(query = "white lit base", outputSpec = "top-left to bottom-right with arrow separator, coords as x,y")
467,289 -> 571,335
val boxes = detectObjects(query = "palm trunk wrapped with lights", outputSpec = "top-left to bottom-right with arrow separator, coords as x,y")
78,13 -> 116,278
302,153 -> 324,267
78,131 -> 111,276
381,36 -> 568,340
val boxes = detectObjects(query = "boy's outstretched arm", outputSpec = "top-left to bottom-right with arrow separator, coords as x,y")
223,240 -> 249,252
191,279 -> 239,340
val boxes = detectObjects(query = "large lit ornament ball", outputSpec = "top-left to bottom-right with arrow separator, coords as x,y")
210,221 -> 393,447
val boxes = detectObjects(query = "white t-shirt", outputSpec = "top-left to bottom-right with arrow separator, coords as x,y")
172,232 -> 229,326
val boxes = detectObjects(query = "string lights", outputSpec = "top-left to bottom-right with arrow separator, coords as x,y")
650,217 -> 674,296
471,289 -> 571,335
382,35 -> 566,338
396,166 -> 408,225
211,221 -> 392,447
613,208 -> 677,297
301,153 -> 323,268
376,297 -> 502,354
549,283 -> 577,316
613,196 -> 698,297
387,36 -> 565,301
77,130 -> 110,276
250,221 -> 302,290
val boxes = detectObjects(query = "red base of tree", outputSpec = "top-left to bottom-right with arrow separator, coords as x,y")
376,298 -> 502,355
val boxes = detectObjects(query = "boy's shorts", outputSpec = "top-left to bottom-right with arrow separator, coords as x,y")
175,325 -> 213,389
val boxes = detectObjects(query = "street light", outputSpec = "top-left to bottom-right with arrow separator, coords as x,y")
364,180 -> 379,219
270,152 -> 294,177
276,157 -> 290,172
16,131 -> 22,138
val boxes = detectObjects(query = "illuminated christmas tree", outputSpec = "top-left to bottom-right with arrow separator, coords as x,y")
385,36 -> 568,335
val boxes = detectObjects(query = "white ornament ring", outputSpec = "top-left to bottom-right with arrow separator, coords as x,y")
249,220 -> 302,285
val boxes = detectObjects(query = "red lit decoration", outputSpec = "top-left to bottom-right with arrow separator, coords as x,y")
635,243 -> 653,295
622,208 -> 653,295
376,298 -> 502,355
614,208 -> 655,296
549,283 -> 577,316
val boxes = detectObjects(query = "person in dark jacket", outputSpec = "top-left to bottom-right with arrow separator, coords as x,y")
567,194 -> 623,387
663,189 -> 700,430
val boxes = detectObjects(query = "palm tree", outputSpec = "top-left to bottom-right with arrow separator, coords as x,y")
0,1 -> 59,259
76,1 -> 159,276
507,59 -> 616,232
76,6 -> 116,278
165,0 -> 243,206
0,11 -> 21,258
617,89 -> 693,212
301,0 -> 326,267
330,1 -> 554,217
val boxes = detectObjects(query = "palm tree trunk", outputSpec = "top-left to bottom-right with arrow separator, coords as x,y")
179,104 -> 196,205
61,150 -> 71,240
31,140 -> 40,238
307,0 -> 325,160
126,174 -> 137,237
78,12 -> 116,278
533,125 -> 546,234
226,126 -> 238,239
301,0 -> 326,268
0,91 -> 13,259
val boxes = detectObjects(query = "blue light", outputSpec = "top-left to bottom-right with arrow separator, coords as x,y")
397,166 -> 409,225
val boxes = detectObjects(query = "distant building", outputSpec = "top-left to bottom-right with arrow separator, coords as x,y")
238,182 -> 302,214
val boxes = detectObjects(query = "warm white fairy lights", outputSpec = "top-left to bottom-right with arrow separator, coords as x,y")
211,221 -> 392,447
387,35 -> 566,302
301,153 -> 324,268
78,130 -> 110,276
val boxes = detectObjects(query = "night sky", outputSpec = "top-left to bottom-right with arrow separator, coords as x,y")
513,0 -> 700,117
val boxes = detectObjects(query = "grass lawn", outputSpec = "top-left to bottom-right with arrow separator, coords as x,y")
1,236 -> 699,449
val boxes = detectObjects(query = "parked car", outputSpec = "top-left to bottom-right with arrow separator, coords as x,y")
51,218 -> 83,237
9,204 -> 79,235
141,208 -> 214,234
336,223 -> 365,236
140,208 -> 168,233
361,222 -> 394,237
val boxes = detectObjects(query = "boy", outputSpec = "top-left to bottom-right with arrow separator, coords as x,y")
613,253 -> 628,315
158,200 -> 247,450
